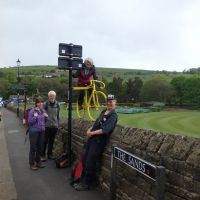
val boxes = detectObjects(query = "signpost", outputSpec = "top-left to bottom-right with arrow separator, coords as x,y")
12,83 -> 26,120
23,85 -> 27,125
16,59 -> 21,117
110,145 -> 165,200
58,43 -> 83,167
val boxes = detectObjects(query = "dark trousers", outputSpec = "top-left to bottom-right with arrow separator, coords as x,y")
29,131 -> 44,165
78,88 -> 92,106
42,127 -> 58,156
82,137 -> 106,185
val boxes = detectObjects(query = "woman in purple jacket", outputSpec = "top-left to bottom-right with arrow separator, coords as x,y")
28,97 -> 48,170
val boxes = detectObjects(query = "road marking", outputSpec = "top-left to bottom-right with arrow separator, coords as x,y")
7,130 -> 19,134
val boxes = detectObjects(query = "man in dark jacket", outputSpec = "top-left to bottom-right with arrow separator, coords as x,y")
72,57 -> 98,109
73,94 -> 118,191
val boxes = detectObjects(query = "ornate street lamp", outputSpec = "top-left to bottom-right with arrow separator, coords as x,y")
16,58 -> 21,117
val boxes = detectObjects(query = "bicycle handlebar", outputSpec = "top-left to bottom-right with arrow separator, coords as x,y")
73,80 -> 106,91
90,80 -> 106,89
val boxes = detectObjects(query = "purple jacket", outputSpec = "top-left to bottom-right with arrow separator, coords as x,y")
28,107 -> 46,132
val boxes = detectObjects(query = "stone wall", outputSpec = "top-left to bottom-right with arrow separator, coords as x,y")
54,118 -> 200,200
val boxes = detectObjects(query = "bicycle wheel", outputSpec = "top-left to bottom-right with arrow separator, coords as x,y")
76,93 -> 89,119
88,91 -> 107,121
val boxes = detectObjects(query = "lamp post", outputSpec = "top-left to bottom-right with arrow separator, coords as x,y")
16,58 -> 21,117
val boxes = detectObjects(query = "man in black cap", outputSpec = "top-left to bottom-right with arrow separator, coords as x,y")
73,94 -> 118,191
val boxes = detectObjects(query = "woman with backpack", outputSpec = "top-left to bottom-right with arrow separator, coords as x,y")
28,97 -> 48,170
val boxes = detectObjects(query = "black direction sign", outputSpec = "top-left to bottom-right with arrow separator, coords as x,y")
114,147 -> 156,181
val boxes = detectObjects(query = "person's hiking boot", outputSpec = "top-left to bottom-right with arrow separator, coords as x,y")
36,162 -> 46,168
74,182 -> 89,191
41,156 -> 47,162
48,155 -> 56,160
30,164 -> 39,171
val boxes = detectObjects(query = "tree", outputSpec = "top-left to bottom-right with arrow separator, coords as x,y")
124,77 -> 143,103
132,77 -> 143,102
182,76 -> 200,106
0,69 -> 16,83
140,77 -> 173,103
107,77 -> 124,102
170,76 -> 186,106
0,79 -> 11,99
125,78 -> 135,103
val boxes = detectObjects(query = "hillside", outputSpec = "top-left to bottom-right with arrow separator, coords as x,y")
96,67 -> 185,82
0,65 -> 195,82
0,65 -> 189,83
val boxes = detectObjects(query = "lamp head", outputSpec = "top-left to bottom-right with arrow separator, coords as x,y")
16,58 -> 21,66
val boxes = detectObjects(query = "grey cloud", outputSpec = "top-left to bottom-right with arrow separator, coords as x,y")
0,0 -> 200,71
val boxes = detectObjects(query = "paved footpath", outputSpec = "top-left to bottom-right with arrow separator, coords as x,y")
0,109 -> 17,200
1,108 -> 108,200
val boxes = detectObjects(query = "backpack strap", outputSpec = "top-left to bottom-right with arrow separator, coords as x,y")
56,101 -> 60,121
44,101 -> 48,111
24,127 -> 30,144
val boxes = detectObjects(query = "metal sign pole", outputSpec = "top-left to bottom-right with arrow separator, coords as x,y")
155,166 -> 165,200
67,67 -> 73,167
58,42 -> 83,167
17,92 -> 20,117
23,88 -> 27,125
110,144 -> 117,200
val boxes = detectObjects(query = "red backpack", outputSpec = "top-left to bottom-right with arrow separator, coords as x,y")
25,108 -> 32,127
70,155 -> 84,186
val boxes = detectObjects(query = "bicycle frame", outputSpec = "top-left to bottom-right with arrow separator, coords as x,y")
73,80 -> 105,92
73,80 -> 106,121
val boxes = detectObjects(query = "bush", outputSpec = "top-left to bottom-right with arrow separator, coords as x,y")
149,106 -> 162,112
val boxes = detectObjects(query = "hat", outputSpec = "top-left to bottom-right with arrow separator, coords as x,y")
106,94 -> 116,100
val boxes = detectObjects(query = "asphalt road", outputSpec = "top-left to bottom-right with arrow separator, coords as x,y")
3,108 -> 107,200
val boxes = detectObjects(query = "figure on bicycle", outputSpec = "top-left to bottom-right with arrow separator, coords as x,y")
72,57 -> 99,109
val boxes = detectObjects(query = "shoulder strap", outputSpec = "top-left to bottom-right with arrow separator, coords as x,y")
56,101 -> 60,109
44,101 -> 48,111
56,101 -> 60,121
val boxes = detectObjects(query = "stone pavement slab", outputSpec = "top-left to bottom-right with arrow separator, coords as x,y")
0,110 -> 18,200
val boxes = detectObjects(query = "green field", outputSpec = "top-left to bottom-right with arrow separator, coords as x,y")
118,111 -> 200,138
60,105 -> 200,138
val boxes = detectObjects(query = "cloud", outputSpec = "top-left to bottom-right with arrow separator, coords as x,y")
0,0 -> 200,71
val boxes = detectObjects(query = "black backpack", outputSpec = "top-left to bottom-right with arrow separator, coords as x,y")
55,153 -> 68,168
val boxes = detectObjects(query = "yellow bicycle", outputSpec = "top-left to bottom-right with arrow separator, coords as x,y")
73,80 -> 107,121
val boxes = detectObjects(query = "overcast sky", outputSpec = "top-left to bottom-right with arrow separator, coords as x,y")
1,0 -> 200,71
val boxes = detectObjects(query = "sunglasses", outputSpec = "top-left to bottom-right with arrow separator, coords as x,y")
107,94 -> 115,101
